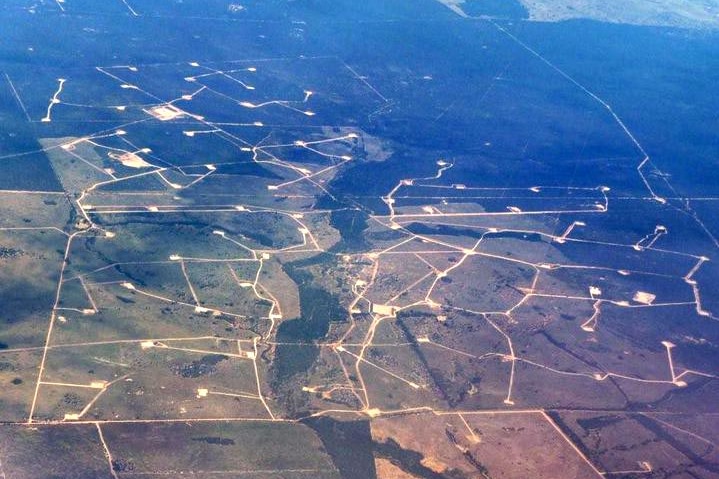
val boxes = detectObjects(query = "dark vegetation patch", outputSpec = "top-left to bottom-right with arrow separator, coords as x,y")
214,162 -> 283,179
270,254 -> 345,416
305,417 -> 377,479
0,247 -> 24,258
328,208 -> 370,252
577,415 -> 625,431
112,459 -> 136,473
116,295 -> 136,304
272,255 -> 344,382
172,354 -> 228,378
374,438 -> 464,479
191,436 -> 236,446
0,155 -> 62,192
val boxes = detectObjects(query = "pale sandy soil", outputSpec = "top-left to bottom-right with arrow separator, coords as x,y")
436,0 -> 719,28
519,0 -> 719,28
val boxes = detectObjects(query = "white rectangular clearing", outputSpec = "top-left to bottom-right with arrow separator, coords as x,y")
372,303 -> 398,317
145,104 -> 185,121
633,291 -> 656,305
